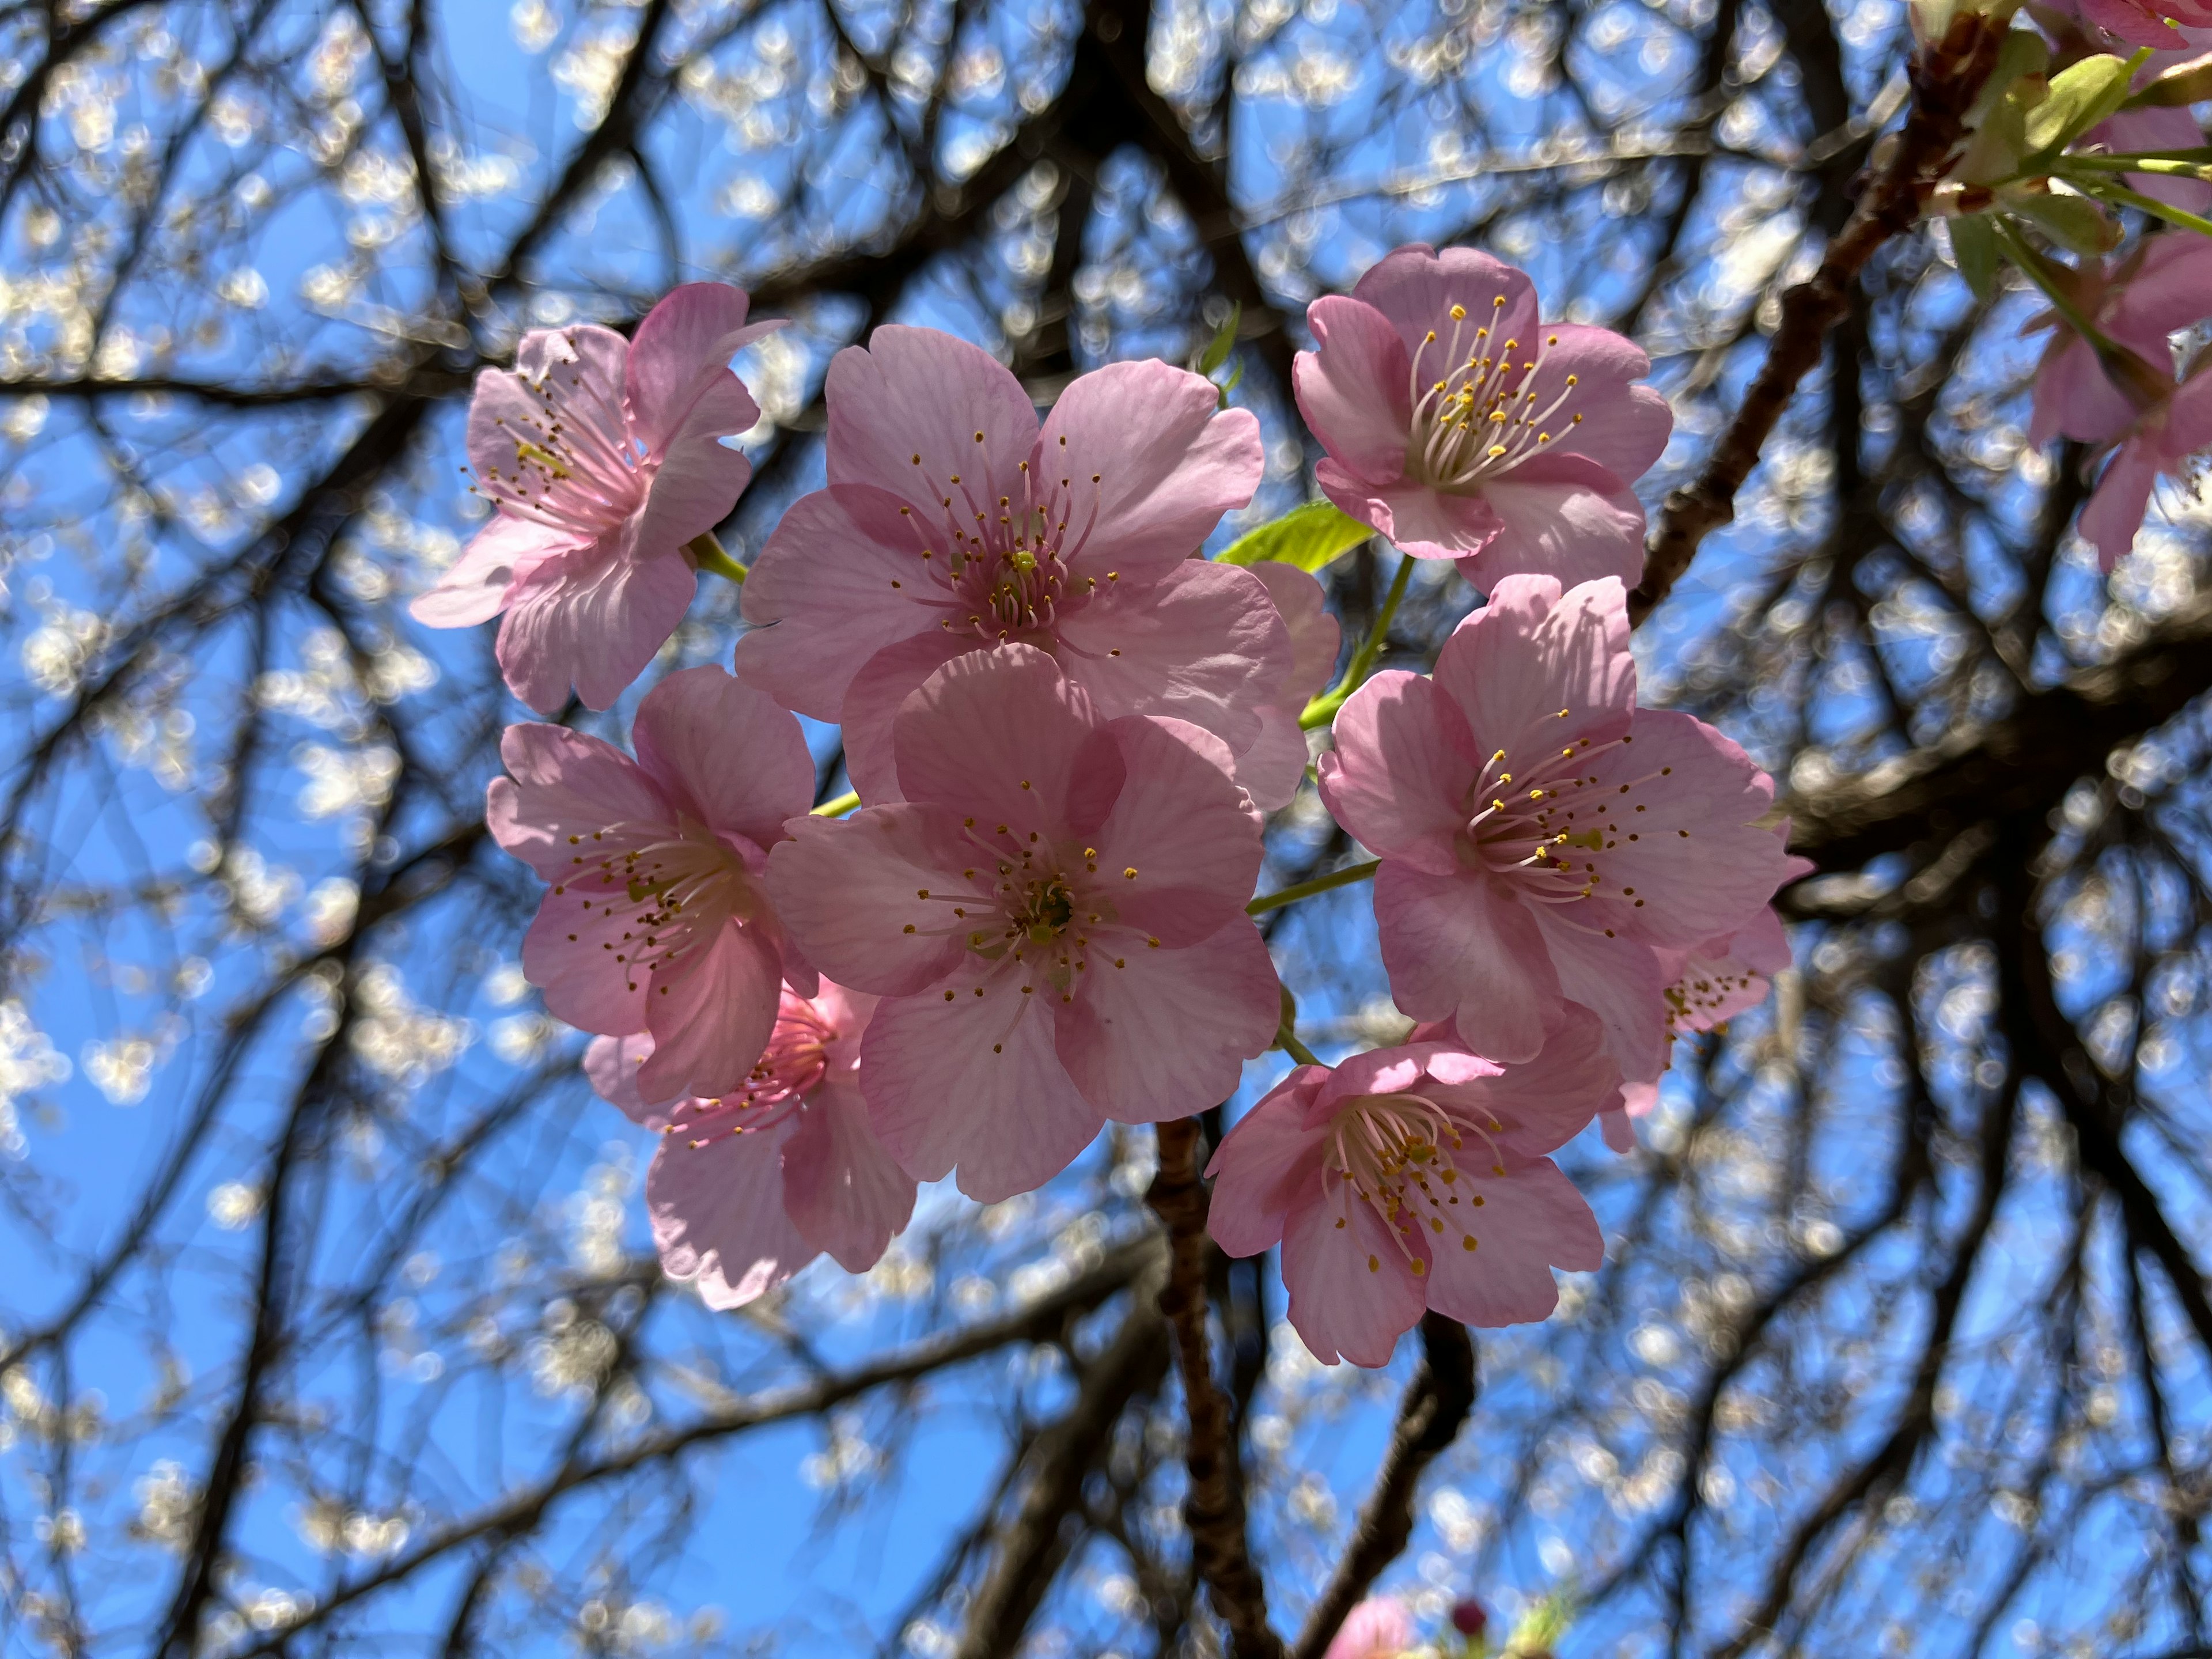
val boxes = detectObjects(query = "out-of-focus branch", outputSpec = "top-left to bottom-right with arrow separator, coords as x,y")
1147,1119 -> 1283,1659
954,1290 -> 1171,1659
1289,1316 -> 1477,1659
1627,9 -> 2009,626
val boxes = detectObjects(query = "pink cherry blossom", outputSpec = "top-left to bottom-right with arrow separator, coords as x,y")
414,283 -> 781,712
1601,905 -> 1790,1152
764,644 -> 1280,1202
1206,1013 -> 1616,1367
585,978 -> 914,1307
2028,236 -> 2212,570
734,325 -> 1286,800
1322,1599 -> 1415,1659
1293,243 -> 1672,588
1235,560 -> 1343,810
1318,574 -> 1802,1086
488,665 -> 817,1105
2074,0 -> 2212,47
2088,106 -> 2212,216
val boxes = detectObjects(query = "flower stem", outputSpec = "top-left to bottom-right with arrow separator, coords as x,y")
1990,219 -> 2126,357
2071,174 -> 2212,238
1300,550 -> 1416,730
1275,1025 -> 1322,1067
1247,858 -> 1380,915
811,790 -> 859,817
687,531 -> 748,584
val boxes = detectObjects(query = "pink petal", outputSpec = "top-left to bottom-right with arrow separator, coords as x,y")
623,281 -> 767,455
1054,560 -> 1290,756
1317,671 -> 1476,874
889,643 -> 1101,828
1323,1600 -> 1415,1659
582,1032 -> 669,1130
781,1079 -> 916,1271
825,325 -> 1038,503
487,723 -> 671,880
1575,708 -> 1794,949
1204,1070 -> 1332,1257
630,666 -> 816,847
638,920 -> 783,1103
858,971 -> 1101,1200
836,631 -> 977,804
646,1123 -> 815,1309
2080,435 -> 2162,571
1536,915 -> 1668,1083
1347,244 -> 1540,365
629,428 -> 753,563
1235,706 -> 1310,813
1520,325 -> 1672,480
1280,1185 -> 1428,1368
763,808 -> 972,997
1294,296 -> 1414,484
1452,454 -> 1647,590
2030,331 -> 2135,450
1433,573 -> 1635,758
736,483 -> 949,721
1419,1154 -> 1602,1327
496,543 -> 698,713
1086,714 -> 1264,946
520,885 -> 653,1036
411,513 -> 573,628
1041,359 -> 1264,583
1600,1104 -> 1637,1152
1430,1003 -> 1620,1156
2093,109 -> 2212,226
465,328 -> 628,483
1249,560 -> 1343,698
1055,916 -> 1279,1123
1373,861 -> 1558,1062
1315,464 -> 1495,559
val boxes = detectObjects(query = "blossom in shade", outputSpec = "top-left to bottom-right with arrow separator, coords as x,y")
1294,243 -> 1671,587
585,979 -> 914,1307
734,325 -> 1286,800
1235,560 -> 1343,810
2073,0 -> 2212,47
1206,1014 -> 1616,1367
1317,574 -> 1805,1085
1323,1599 -> 1415,1659
488,665 -> 816,1104
764,645 -> 1279,1202
1601,905 -> 1790,1152
414,283 -> 780,712
2088,106 -> 2212,216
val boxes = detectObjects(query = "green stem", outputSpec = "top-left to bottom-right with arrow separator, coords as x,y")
2074,174 -> 2212,238
1991,219 -> 2122,357
687,531 -> 748,584
1246,858 -> 1380,916
1275,1026 -> 1322,1067
1300,550 -> 1416,730
810,789 -> 859,817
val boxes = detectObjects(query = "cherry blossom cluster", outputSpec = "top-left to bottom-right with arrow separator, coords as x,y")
418,247 -> 1804,1366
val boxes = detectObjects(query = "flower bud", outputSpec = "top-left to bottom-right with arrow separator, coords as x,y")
1450,1601 -> 1490,1638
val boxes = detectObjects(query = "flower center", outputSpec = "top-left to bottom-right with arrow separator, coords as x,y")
1460,715 -> 1673,922
1325,1093 -> 1503,1275
473,334 -> 647,541
895,437 -> 1113,643
1404,298 -> 1584,494
555,814 -> 756,995
666,991 -> 839,1146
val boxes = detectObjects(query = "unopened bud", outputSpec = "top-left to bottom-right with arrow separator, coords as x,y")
1450,1601 -> 1490,1638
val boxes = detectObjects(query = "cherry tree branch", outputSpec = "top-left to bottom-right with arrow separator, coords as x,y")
1289,1316 -> 1479,1659
1148,1119 -> 1284,1659
1627,9 -> 2010,627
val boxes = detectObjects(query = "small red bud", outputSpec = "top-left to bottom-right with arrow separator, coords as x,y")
1450,1600 -> 1488,1638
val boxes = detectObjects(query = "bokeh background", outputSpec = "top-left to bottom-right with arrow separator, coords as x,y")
2,1 -> 2210,1655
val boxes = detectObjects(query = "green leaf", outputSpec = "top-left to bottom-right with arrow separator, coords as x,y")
1950,212 -> 2002,299
1195,302 -> 1241,376
1966,26 -> 2048,130
2024,51 -> 2147,160
1215,501 -> 1372,571
2009,190 -> 2120,254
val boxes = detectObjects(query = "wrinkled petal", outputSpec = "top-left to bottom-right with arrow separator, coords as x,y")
646,1123 -> 813,1309
582,1032 -> 669,1130
1042,359 -> 1263,582
497,544 -> 696,713
1316,464 -> 1495,559
836,631 -> 975,804
1348,243 -> 1540,363
1433,573 -> 1634,757
487,724 -> 671,880
521,885 -> 653,1036
889,643 -> 1100,828
1317,671 -> 1476,873
1515,326 -> 1672,479
1294,296 -> 1414,483
737,483 -> 946,721
1430,1003 -> 1619,1156
1534,913 -> 1669,1083
1056,916 -> 1279,1123
624,282 -> 760,454
1205,1071 -> 1332,1257
1453,454 -> 1647,590
825,325 -> 1039,503
411,513 -> 573,628
782,1080 -> 916,1271
764,807 -> 972,997
1420,1153 -> 1601,1327
631,666 -> 816,847
1085,714 -> 1264,946
859,969 -> 1100,1200
638,921 -> 783,1103
1280,1182 -> 1428,1368
1373,862 -> 1558,1063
